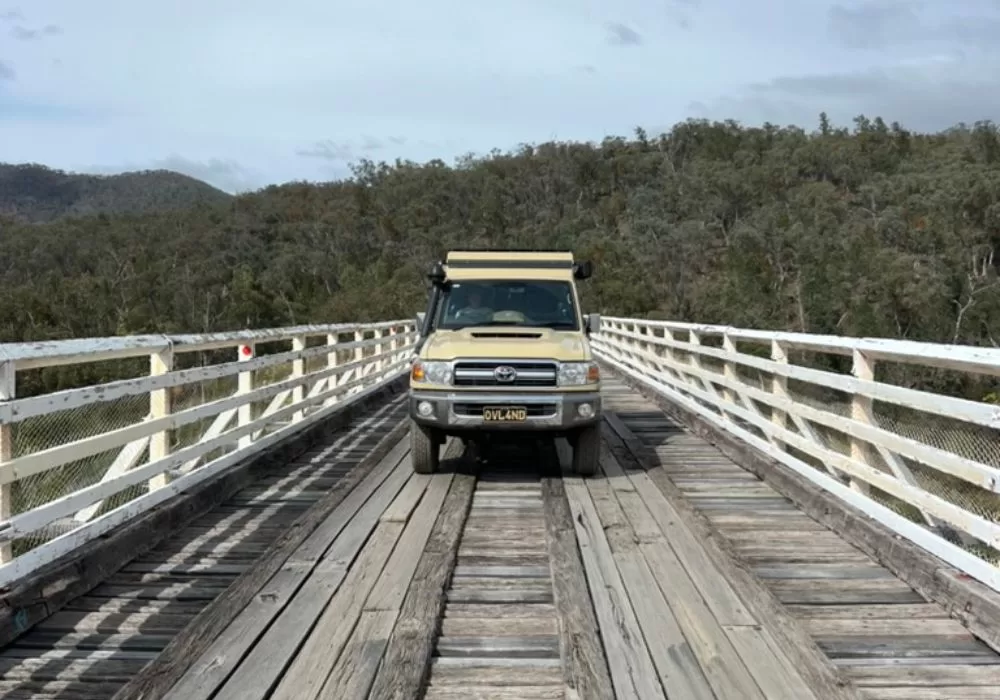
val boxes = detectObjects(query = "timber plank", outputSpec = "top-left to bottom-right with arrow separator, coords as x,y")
608,368 -> 1000,656
540,473 -> 614,700
563,476 -> 665,700
108,406 -> 409,700
604,406 -> 862,700
366,450 -> 476,700
183,453 -> 413,700
603,376 -> 1000,700
155,436 -> 411,700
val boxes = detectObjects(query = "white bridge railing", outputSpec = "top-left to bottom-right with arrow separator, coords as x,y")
592,316 -> 1000,593
0,320 -> 417,586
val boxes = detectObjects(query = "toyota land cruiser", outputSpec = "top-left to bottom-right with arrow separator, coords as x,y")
407,250 -> 601,475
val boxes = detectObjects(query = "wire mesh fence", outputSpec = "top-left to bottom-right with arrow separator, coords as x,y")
596,322 -> 1000,568
0,322 -> 416,569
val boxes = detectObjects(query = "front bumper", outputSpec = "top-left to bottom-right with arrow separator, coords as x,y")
409,390 -> 601,431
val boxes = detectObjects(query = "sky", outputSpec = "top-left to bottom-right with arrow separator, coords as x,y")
1,0 -> 999,193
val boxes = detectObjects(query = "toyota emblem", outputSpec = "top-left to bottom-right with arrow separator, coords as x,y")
494,365 -> 517,383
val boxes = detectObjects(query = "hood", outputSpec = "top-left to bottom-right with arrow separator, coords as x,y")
421,327 -> 590,362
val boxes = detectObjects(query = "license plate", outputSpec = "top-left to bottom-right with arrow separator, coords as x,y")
483,406 -> 528,422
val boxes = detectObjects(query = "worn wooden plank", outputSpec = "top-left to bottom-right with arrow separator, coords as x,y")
857,688 -> 1000,699
194,456 -> 413,700
263,521 -> 405,700
805,618 -> 976,639
440,616 -> 557,637
540,474 -> 614,700
844,663 -> 1000,686
379,473 -> 432,522
365,473 -> 455,612
108,410 -> 408,700
427,662 -> 563,686
614,543 -> 718,699
270,472 -> 451,700
563,476 -> 664,700
315,609 -> 397,699
787,604 -> 951,620
609,369 -> 1000,655
436,636 -> 560,657
427,464 -> 566,697
423,686 -> 565,699
0,680 -> 124,699
629,526 -> 766,700
444,603 -> 556,618
724,624 -> 824,700
604,411 -> 863,700
367,459 -> 477,700
155,436 -> 411,700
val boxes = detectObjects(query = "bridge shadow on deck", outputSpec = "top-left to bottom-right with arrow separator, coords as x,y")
600,373 -> 1000,699
0,398 -> 408,700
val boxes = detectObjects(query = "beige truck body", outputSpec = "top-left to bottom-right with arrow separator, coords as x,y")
407,250 -> 602,474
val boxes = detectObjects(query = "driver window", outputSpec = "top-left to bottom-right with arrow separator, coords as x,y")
445,284 -> 493,322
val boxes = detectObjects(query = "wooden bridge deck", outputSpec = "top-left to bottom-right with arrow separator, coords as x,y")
1,377 -> 999,699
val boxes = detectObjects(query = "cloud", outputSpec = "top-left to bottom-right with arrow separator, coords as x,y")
4,0 -> 997,191
605,22 -> 642,46
0,60 -> 13,80
296,135 -> 406,162
10,22 -> 62,40
827,1 -> 1000,52
695,56 -> 1000,132
827,1 -> 922,49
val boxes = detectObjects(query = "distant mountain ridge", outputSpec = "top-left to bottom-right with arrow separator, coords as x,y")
0,163 -> 232,223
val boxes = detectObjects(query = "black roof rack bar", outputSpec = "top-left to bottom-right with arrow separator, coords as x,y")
446,260 -> 574,269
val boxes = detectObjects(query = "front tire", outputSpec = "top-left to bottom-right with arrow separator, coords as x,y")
410,420 -> 440,474
572,424 -> 600,476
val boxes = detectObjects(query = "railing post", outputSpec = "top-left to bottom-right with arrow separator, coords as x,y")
324,332 -> 340,407
147,347 -> 174,491
721,332 -> 738,409
0,361 -> 14,563
238,343 -> 255,449
354,329 -> 365,389
686,329 -> 708,400
372,328 -> 385,378
849,350 -> 874,495
291,335 -> 306,423
386,326 -> 398,367
770,340 -> 788,449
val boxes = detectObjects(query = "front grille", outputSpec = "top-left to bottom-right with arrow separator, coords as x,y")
453,403 -> 558,417
453,361 -> 558,387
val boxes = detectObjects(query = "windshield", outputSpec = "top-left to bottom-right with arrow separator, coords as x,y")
434,280 -> 580,331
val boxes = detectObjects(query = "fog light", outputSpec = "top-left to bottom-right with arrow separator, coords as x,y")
577,403 -> 594,418
418,401 -> 434,417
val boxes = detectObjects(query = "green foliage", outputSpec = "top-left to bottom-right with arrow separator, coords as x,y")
1,115 -> 999,399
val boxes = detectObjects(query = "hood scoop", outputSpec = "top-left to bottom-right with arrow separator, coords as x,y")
470,331 -> 544,339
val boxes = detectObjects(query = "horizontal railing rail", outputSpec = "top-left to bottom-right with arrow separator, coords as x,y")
592,316 -> 1000,593
0,320 -> 418,586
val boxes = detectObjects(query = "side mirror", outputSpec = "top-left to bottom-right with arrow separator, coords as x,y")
585,313 -> 601,335
415,312 -> 426,330
573,261 -> 593,280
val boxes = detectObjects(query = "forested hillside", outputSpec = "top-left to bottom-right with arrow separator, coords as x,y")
0,163 -> 232,223
2,115 -> 999,354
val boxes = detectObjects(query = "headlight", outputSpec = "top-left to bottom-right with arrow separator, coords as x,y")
411,361 -> 452,385
558,361 -> 600,386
